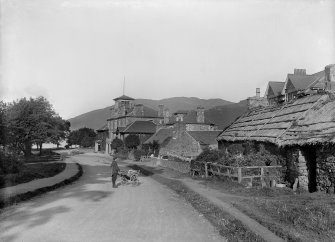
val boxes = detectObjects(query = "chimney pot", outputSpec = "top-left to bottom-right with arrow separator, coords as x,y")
294,69 -> 306,75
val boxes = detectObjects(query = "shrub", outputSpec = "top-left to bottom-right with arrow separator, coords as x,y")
124,134 -> 140,149
111,138 -> 124,151
196,148 -> 226,163
114,148 -> 128,160
133,149 -> 144,161
0,152 -> 25,174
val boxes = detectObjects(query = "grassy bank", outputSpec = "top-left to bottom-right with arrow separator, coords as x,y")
128,164 -> 264,242
0,163 -> 66,189
0,163 -> 83,209
196,176 -> 335,241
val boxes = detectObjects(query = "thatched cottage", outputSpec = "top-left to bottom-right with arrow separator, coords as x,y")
217,64 -> 335,193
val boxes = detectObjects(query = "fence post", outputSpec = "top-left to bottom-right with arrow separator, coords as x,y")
205,162 -> 208,178
237,167 -> 242,183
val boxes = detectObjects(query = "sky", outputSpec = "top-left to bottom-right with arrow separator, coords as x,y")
1,0 -> 334,119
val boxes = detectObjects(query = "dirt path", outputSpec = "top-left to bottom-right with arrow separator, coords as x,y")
181,178 -> 284,242
0,154 -> 223,242
133,161 -> 285,242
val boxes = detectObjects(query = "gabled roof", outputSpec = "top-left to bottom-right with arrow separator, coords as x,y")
217,92 -> 335,146
113,95 -> 135,101
121,120 -> 156,134
265,82 -> 285,98
188,131 -> 222,145
144,127 -> 174,144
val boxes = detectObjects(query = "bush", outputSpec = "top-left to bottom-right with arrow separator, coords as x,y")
114,148 -> 128,160
111,138 -> 124,151
124,135 -> 140,149
133,149 -> 144,161
0,152 -> 25,174
196,148 -> 226,163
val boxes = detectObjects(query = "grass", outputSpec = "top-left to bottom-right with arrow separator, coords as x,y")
128,164 -> 265,241
196,176 -> 335,241
0,163 -> 83,209
0,163 -> 66,189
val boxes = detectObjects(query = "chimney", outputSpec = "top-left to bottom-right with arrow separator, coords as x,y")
247,88 -> 267,109
163,108 -> 170,124
196,106 -> 205,123
134,104 -> 144,116
257,88 -> 261,98
325,64 -> 335,90
294,69 -> 306,75
158,105 -> 164,117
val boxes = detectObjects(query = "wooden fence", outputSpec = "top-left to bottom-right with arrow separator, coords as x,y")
192,161 -> 282,185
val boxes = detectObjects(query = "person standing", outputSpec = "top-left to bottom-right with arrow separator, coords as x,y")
110,157 -> 120,188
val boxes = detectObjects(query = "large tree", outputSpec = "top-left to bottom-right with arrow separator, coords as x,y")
6,96 -> 68,157
67,127 -> 96,148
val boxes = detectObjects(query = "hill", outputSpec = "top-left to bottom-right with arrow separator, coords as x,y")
205,100 -> 248,130
67,97 -> 246,130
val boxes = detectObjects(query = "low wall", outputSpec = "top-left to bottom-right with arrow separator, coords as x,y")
157,159 -> 190,174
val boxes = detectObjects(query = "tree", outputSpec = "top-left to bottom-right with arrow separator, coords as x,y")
111,138 -> 124,151
124,134 -> 140,149
67,127 -> 96,148
0,101 -> 7,147
6,96 -> 68,157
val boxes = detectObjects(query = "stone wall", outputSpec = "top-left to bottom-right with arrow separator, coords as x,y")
159,130 -> 201,159
316,146 -> 335,193
157,159 -> 190,173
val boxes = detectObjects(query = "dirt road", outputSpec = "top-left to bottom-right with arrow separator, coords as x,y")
0,154 -> 223,242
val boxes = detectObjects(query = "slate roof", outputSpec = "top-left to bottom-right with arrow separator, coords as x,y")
265,82 -> 285,98
188,131 -> 222,145
217,91 -> 335,146
168,110 -> 214,125
144,127 -> 174,144
121,121 -> 156,134
113,95 -> 135,101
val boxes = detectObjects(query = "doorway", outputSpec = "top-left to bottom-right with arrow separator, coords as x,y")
302,147 -> 317,192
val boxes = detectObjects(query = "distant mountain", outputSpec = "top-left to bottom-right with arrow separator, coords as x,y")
134,97 -> 234,113
205,100 -> 248,130
67,97 -> 246,130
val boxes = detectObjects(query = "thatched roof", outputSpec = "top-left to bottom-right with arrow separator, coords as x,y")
217,92 -> 335,146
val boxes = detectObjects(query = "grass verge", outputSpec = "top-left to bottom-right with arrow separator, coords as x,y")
0,162 -> 66,189
0,163 -> 83,209
194,176 -> 335,241
128,164 -> 265,242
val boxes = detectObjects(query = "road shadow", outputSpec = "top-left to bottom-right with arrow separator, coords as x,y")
0,160 -> 116,241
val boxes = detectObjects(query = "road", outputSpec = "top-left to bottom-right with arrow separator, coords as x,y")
0,154 -> 223,242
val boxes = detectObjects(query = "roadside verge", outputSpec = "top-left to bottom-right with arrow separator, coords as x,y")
0,158 -> 83,209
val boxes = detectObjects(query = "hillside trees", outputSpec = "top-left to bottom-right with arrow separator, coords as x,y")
67,127 -> 96,148
5,97 -> 69,157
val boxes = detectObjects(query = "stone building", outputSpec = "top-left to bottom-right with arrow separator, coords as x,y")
264,65 -> 335,106
217,64 -> 335,193
145,107 -> 222,160
95,94 -> 164,154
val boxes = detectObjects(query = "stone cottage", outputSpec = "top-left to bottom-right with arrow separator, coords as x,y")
217,64 -> 335,193
145,107 -> 222,160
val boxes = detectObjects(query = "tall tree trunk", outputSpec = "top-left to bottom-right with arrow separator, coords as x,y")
24,140 -> 32,158
39,142 -> 43,156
